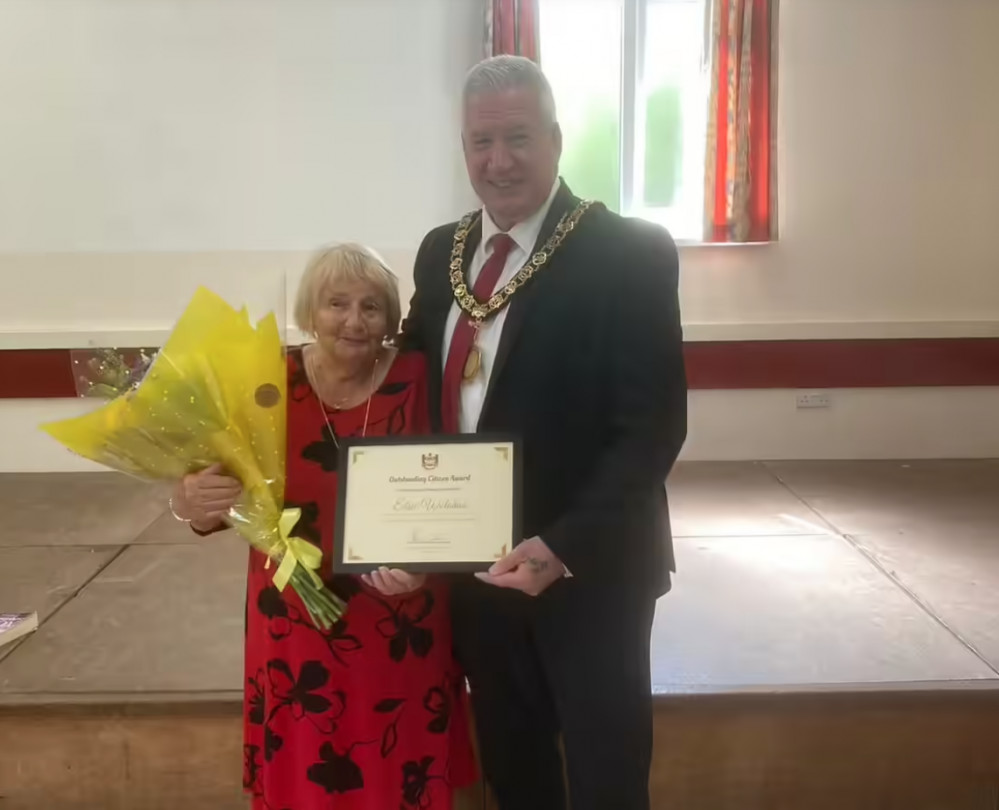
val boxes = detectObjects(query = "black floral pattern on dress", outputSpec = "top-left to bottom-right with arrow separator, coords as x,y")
376,380 -> 411,397
264,726 -> 284,763
422,684 -> 450,734
307,741 -> 366,795
381,714 -> 402,759
373,696 -> 406,759
309,616 -> 364,668
373,590 -> 436,662
243,744 -> 262,794
327,573 -> 363,603
384,401 -> 408,435
301,423 -> 340,472
247,669 -> 267,725
401,755 -> 440,809
257,585 -> 294,641
267,659 -> 344,734
361,391 -> 412,439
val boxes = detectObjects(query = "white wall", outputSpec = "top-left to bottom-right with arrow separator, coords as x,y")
679,0 -> 999,336
0,0 -> 479,338
1,0 -> 998,471
0,0 -> 479,255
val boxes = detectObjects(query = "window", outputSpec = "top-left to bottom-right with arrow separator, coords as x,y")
540,0 -> 709,242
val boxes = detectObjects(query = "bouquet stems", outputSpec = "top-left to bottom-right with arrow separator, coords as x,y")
289,566 -> 346,629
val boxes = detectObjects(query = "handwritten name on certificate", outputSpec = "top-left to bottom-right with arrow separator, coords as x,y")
334,438 -> 519,573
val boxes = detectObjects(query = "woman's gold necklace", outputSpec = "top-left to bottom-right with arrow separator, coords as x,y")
307,350 -> 378,449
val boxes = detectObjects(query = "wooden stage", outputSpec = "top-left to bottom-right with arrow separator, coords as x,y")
2,461 -> 998,808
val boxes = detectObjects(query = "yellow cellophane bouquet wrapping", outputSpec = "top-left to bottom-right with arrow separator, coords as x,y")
41,287 -> 346,629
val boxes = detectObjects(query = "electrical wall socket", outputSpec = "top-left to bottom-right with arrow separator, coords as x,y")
796,391 -> 831,409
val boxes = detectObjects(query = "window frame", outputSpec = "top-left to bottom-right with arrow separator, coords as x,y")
620,0 -> 644,219
543,0 -> 762,245
622,0 -> 709,241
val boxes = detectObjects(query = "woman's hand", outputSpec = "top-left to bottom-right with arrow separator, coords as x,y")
171,463 -> 242,531
361,567 -> 427,596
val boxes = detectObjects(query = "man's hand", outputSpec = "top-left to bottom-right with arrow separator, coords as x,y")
475,536 -> 565,596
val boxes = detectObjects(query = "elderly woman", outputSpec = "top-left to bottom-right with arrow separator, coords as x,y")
170,244 -> 477,809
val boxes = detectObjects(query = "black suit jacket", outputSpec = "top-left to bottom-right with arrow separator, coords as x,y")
400,180 -> 687,597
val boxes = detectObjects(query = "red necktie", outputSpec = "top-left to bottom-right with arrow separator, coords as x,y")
441,233 -> 515,433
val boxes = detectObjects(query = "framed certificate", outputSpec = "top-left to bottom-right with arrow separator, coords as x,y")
333,434 -> 522,573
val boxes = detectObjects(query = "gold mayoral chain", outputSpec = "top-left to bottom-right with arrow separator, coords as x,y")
449,198 -> 595,381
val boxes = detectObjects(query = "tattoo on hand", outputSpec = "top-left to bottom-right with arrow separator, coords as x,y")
526,557 -> 549,574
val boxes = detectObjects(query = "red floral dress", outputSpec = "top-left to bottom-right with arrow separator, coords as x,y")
242,348 -> 477,810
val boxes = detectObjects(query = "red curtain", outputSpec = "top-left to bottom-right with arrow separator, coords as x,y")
485,0 -> 540,61
704,0 -> 775,243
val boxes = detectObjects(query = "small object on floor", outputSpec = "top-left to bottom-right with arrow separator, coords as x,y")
0,611 -> 38,648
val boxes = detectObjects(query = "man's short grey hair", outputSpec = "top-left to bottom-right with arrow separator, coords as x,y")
462,55 -> 557,124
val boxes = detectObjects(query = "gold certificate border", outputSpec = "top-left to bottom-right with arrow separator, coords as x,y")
333,435 -> 521,573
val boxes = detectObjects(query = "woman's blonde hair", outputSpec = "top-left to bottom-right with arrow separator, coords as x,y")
294,242 -> 401,338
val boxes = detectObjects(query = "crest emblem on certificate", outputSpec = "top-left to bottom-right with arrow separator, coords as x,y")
421,453 -> 439,471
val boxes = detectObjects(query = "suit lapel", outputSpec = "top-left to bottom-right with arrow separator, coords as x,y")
478,181 -> 580,426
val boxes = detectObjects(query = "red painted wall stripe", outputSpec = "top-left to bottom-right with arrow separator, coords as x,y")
683,339 -> 999,390
2,339 -> 999,399
0,349 -> 79,399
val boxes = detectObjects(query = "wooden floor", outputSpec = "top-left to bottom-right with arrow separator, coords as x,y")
2,460 -> 999,808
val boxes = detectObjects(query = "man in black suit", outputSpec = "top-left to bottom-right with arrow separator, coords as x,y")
399,54 -> 686,810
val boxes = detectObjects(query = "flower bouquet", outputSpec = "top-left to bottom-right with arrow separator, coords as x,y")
40,287 -> 345,629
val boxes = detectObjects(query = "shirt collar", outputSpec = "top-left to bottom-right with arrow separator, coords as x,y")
480,177 -> 561,256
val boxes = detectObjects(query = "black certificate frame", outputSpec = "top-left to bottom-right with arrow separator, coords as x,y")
333,433 -> 523,574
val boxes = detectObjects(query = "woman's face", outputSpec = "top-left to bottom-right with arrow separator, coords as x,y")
313,278 -> 389,367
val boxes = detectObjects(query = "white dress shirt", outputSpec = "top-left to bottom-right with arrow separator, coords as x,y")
442,179 -> 561,434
